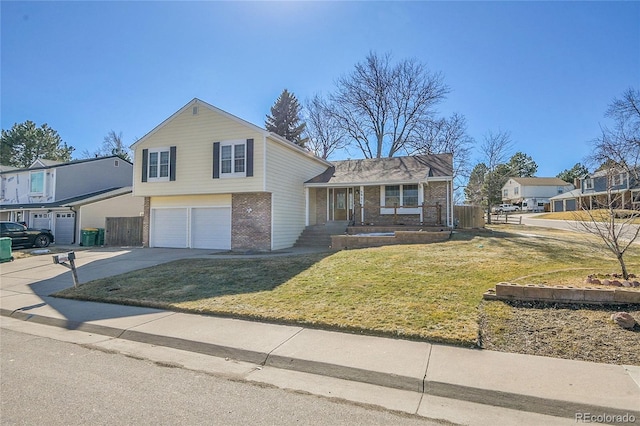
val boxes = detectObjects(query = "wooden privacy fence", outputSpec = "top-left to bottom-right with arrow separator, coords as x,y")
105,217 -> 143,246
454,206 -> 485,228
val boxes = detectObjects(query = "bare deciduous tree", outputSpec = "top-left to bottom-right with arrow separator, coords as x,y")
330,51 -> 449,158
576,88 -> 640,279
592,87 -> 640,181
303,95 -> 348,159
407,112 -> 474,203
478,130 -> 514,224
82,130 -> 132,161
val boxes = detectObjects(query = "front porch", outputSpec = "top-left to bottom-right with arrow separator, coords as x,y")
306,184 -> 453,228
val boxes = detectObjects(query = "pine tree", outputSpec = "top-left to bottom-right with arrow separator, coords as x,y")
265,89 -> 307,147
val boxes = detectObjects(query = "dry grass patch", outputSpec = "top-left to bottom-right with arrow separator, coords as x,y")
536,209 -> 640,223
55,225 -> 640,350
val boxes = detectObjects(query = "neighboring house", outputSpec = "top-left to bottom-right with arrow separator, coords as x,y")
131,98 -> 454,251
0,156 -> 143,244
550,169 -> 640,212
501,177 -> 574,212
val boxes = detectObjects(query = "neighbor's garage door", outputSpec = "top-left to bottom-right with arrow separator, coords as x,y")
55,212 -> 75,244
191,207 -> 231,249
151,208 -> 188,248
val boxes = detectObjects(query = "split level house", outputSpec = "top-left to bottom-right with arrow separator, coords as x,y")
501,177 -> 574,212
0,156 -> 144,244
132,98 -> 455,251
550,168 -> 640,212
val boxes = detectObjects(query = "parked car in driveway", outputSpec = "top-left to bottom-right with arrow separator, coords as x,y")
491,204 -> 520,213
0,221 -> 54,249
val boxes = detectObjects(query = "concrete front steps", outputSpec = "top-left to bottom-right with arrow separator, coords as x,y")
294,221 -> 349,249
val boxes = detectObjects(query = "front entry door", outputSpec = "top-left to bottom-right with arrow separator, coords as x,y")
334,188 -> 347,220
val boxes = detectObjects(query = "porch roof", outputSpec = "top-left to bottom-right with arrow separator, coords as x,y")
305,154 -> 453,187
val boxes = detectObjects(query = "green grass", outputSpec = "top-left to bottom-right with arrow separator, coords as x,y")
54,225 -> 640,347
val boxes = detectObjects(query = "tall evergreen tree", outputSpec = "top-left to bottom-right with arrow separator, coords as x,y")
507,152 -> 537,177
265,89 -> 307,147
557,163 -> 589,184
1,120 -> 74,168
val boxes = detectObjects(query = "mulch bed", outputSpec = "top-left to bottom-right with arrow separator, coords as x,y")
479,301 -> 640,366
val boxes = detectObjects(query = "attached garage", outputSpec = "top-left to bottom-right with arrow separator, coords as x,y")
191,207 -> 231,249
150,206 -> 231,249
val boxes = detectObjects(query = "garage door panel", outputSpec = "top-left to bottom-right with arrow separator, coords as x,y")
191,208 -> 231,249
152,208 -> 188,248
55,212 -> 75,244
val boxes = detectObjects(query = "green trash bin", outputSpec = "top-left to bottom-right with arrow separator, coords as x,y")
0,237 -> 12,263
97,228 -> 105,246
81,228 -> 98,247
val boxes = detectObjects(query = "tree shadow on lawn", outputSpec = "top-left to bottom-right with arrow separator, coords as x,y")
54,252 -> 334,306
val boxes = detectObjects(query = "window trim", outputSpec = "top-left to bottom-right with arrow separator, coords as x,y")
142,146 -> 176,183
584,178 -> 594,190
380,184 -> 421,215
220,140 -> 246,178
213,139 -> 253,179
147,148 -> 171,182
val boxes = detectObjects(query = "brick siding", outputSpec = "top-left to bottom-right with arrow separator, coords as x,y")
232,192 -> 272,251
142,196 -> 150,247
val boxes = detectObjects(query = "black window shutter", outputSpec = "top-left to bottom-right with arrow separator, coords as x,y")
169,146 -> 177,181
246,138 -> 254,177
142,149 -> 148,182
213,142 -> 220,179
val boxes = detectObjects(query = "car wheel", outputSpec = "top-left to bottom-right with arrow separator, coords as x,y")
34,234 -> 51,248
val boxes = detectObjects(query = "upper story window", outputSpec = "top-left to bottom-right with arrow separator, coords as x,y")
503,189 -> 508,197
514,187 -> 519,196
141,146 -> 176,183
584,178 -> 594,190
30,171 -> 44,194
148,149 -> 170,181
221,142 -> 245,176
213,139 -> 254,179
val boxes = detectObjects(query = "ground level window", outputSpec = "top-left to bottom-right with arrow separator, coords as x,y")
384,185 -> 400,207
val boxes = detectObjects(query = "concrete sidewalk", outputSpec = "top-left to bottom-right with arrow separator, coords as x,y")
1,246 -> 639,423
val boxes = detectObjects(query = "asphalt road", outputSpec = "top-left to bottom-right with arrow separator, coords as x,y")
0,329 -> 445,426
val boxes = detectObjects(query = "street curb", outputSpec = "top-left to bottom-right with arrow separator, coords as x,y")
2,308 -> 639,422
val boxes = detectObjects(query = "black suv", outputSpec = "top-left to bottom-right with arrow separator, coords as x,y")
0,221 -> 54,249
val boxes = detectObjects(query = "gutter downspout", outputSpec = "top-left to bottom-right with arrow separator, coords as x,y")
70,206 -> 78,244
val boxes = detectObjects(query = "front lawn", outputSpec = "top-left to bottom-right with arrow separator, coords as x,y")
55,225 -> 640,348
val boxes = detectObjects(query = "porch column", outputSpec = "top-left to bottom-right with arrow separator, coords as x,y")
326,188 -> 330,222
305,187 -> 310,227
418,183 -> 424,225
360,185 -> 365,225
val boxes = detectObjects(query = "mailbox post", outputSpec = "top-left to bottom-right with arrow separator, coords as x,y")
53,251 -> 79,288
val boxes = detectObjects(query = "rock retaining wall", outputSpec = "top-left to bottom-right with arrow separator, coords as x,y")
484,282 -> 640,305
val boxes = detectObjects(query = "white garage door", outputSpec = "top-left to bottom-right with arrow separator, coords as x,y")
151,208 -> 188,248
191,207 -> 231,249
55,212 -> 75,244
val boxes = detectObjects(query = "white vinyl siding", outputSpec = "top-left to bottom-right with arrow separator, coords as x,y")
133,104 -> 264,197
265,139 -> 329,250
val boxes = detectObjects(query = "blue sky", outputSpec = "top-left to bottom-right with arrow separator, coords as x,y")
2,1 -> 638,177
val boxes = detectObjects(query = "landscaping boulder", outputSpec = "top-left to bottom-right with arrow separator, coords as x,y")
610,312 -> 638,329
